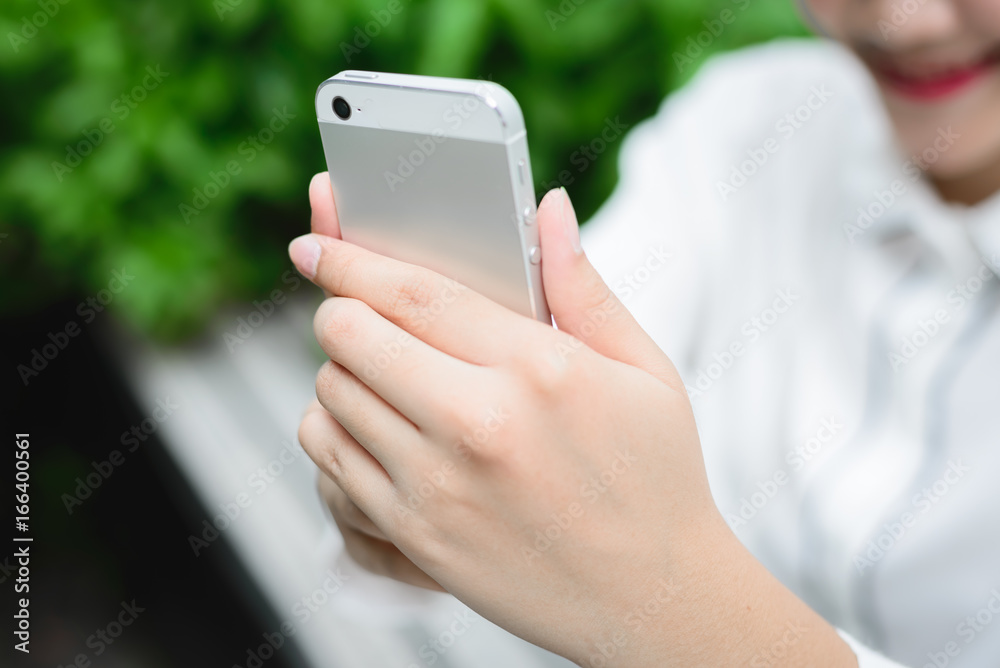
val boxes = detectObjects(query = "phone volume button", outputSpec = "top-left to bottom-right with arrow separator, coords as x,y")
522,205 -> 535,226
528,246 -> 541,265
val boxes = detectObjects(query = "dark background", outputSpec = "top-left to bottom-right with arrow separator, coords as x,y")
4,303 -> 303,668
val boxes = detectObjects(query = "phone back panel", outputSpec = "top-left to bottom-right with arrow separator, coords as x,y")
316,73 -> 548,322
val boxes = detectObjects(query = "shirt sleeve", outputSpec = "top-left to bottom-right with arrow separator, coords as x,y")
837,630 -> 912,668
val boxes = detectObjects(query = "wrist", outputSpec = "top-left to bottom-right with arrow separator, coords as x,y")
564,509 -> 734,667
567,512 -> 857,668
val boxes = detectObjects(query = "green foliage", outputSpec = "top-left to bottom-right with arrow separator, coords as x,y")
0,0 -> 807,340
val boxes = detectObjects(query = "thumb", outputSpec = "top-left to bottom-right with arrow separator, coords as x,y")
537,188 -> 683,392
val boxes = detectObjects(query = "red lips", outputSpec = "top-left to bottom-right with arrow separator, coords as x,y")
876,58 -> 996,101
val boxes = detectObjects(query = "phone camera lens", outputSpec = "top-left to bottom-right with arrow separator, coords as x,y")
332,97 -> 351,120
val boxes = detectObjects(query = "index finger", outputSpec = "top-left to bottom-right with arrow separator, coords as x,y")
310,172 -> 341,239
289,233 -> 542,367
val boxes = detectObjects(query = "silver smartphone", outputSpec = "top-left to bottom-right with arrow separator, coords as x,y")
315,71 -> 550,323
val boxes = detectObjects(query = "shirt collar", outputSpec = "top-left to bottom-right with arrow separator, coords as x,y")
966,188 -> 1000,277
863,169 -> 1000,279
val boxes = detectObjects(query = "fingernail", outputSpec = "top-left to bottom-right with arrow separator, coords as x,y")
289,234 -> 321,279
309,171 -> 326,193
560,187 -> 582,255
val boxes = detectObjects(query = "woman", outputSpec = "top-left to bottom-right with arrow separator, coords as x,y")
290,0 -> 1000,665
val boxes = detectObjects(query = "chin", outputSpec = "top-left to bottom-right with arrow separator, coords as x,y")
922,153 -> 983,180
887,97 -> 1000,174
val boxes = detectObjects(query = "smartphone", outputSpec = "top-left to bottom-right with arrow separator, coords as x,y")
315,71 -> 550,323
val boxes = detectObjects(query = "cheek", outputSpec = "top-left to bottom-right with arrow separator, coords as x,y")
800,0 -> 849,33
965,0 -> 1000,34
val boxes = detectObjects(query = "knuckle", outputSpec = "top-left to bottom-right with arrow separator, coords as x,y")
516,340 -> 581,398
581,271 -> 617,315
386,273 -> 438,326
321,476 -> 387,539
445,410 -> 513,465
578,294 -> 619,343
297,411 -> 320,453
432,398 -> 478,438
314,297 -> 365,350
315,360 -> 345,406
317,446 -> 344,482
298,411 -> 344,479
327,244 -> 362,296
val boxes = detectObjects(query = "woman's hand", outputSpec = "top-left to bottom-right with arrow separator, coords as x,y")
314,429 -> 444,592
293,174 -> 857,667
307,172 -> 444,592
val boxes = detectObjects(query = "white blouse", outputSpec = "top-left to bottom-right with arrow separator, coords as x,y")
582,38 -> 1000,668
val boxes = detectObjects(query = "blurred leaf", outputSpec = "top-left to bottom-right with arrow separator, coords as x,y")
416,0 -> 490,76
